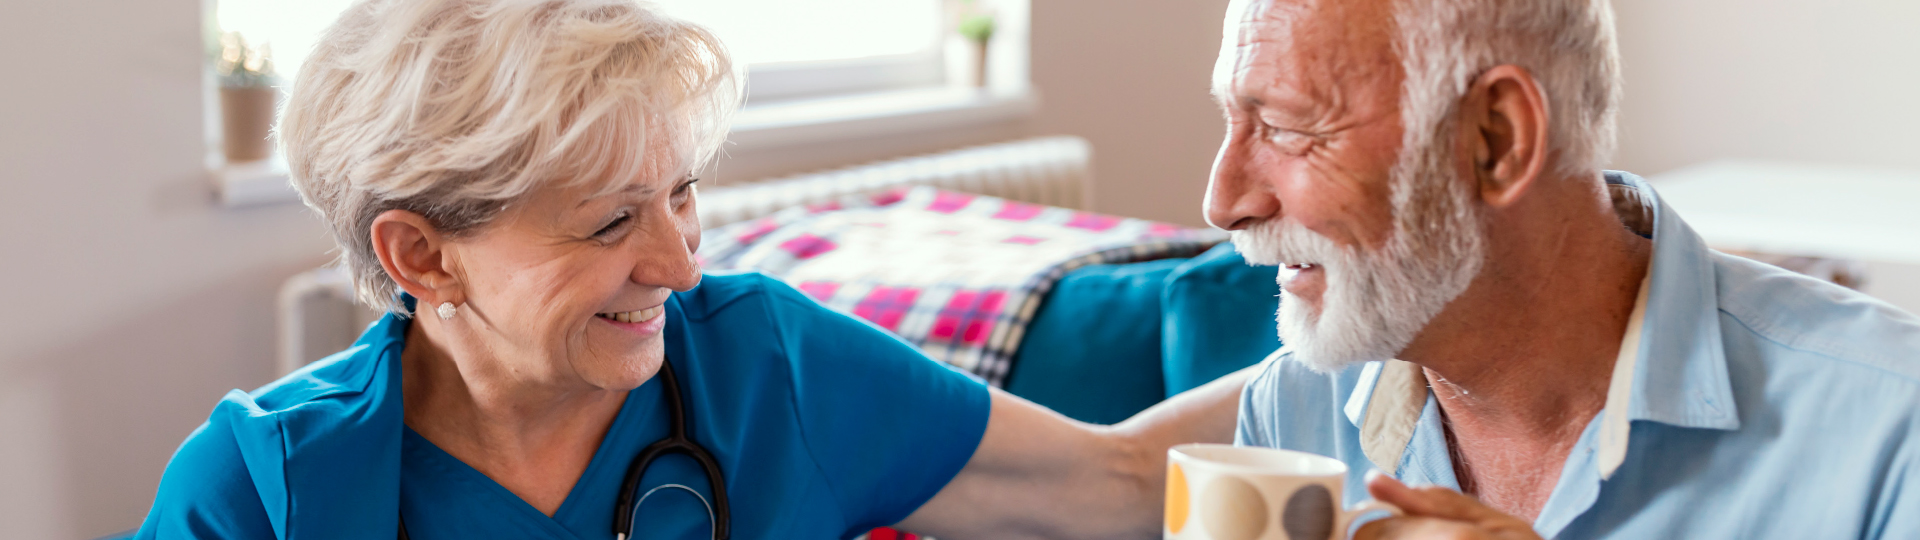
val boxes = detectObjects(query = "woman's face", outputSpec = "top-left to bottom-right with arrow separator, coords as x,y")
441,152 -> 703,392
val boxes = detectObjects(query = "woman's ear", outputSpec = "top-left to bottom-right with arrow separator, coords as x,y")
1459,64 -> 1551,209
369,209 -> 462,306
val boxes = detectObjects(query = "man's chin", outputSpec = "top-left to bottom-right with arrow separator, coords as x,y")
1276,303 -> 1345,374
1276,300 -> 1393,374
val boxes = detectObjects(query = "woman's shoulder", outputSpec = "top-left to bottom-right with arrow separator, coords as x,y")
674,271 -> 824,323
240,312 -> 408,418
139,315 -> 409,538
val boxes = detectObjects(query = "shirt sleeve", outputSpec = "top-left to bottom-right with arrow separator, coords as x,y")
135,417 -> 276,539
1234,355 -> 1285,448
755,277 -> 992,534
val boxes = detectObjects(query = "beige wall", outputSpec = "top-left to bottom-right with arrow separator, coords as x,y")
1612,0 -> 1920,174
1611,0 -> 1920,311
0,0 -> 338,536
1029,0 -> 1233,227
712,0 -> 1234,228
4,0 -> 1919,536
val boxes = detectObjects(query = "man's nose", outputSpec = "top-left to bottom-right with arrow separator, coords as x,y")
1205,137 -> 1281,231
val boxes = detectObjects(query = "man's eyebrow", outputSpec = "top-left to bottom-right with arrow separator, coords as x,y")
1210,87 -> 1263,111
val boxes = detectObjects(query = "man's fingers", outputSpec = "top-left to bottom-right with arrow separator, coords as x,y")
1365,471 -> 1504,523
1353,515 -> 1489,540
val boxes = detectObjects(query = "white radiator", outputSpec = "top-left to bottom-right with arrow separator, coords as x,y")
279,135 -> 1095,373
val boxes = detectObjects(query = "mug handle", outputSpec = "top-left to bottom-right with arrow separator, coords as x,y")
1337,500 -> 1402,539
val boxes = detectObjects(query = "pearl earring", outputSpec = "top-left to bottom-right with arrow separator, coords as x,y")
436,302 -> 457,320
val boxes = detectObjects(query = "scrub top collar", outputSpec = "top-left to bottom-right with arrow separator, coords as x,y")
216,296 -> 413,538
1339,171 -> 1743,481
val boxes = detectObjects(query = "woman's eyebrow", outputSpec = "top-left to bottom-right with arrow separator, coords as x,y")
575,183 -> 658,209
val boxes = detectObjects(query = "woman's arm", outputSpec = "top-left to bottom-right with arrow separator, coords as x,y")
894,365 -> 1256,540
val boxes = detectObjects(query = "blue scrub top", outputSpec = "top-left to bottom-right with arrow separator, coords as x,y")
136,272 -> 991,539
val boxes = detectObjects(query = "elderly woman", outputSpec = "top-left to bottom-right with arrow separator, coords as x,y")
136,0 -> 1243,538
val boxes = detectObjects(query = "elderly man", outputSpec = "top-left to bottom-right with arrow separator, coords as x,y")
1208,0 -> 1920,538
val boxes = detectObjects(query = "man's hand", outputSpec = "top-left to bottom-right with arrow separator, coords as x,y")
1353,472 -> 1542,540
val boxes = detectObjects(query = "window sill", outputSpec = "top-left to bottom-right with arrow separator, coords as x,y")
210,86 -> 1037,208
209,155 -> 299,209
727,86 -> 1037,151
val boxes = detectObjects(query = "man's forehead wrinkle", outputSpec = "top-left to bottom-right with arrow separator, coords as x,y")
1230,0 -> 1401,122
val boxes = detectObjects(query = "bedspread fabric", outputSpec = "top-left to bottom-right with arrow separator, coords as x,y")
698,186 -> 1225,386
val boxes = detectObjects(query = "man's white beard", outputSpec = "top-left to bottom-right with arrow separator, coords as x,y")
1231,131 -> 1487,374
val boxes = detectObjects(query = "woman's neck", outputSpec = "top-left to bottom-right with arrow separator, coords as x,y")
399,318 -> 628,515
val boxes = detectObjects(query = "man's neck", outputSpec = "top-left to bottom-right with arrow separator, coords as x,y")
1400,180 -> 1653,518
1407,182 -> 1651,435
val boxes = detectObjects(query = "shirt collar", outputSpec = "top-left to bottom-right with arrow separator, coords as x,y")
1344,171 -> 1742,476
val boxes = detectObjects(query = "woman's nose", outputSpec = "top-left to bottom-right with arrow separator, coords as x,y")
631,214 -> 703,292
1205,138 -> 1281,231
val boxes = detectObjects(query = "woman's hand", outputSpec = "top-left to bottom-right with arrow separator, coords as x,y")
1353,473 -> 1542,540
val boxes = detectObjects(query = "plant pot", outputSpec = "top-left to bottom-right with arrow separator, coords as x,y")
221,86 -> 278,163
970,39 -> 989,88
946,36 -> 990,88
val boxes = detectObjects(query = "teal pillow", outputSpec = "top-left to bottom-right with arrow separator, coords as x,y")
1161,242 -> 1282,396
1005,259 -> 1186,424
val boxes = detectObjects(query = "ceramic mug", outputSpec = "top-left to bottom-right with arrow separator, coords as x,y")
1165,444 -> 1400,540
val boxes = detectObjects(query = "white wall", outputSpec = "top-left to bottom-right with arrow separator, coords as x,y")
1612,0 -> 1920,312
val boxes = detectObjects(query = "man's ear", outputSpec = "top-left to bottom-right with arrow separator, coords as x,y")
1458,64 -> 1550,208
369,209 -> 462,307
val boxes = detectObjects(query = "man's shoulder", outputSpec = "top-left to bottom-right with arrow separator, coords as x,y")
1237,350 -> 1368,446
1710,250 -> 1920,385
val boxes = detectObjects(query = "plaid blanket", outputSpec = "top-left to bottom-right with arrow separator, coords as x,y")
697,186 -> 1225,387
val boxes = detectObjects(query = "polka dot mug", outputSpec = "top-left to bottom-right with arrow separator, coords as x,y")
1166,444 -> 1400,540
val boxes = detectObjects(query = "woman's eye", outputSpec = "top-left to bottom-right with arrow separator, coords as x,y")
671,177 -> 698,206
594,212 -> 631,238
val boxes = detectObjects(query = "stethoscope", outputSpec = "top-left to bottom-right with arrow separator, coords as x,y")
398,359 -> 730,540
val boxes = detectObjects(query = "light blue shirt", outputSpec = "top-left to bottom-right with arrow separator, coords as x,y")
1236,171 -> 1920,538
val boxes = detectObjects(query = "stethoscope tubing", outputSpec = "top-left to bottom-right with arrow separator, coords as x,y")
615,359 -> 731,540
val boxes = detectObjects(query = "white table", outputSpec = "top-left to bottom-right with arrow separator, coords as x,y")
1649,161 -> 1920,266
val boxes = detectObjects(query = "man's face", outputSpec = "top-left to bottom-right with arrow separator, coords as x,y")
1208,0 -> 1487,372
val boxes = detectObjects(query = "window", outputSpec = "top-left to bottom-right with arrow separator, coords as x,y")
655,0 -> 945,101
215,0 -> 946,104
208,0 -> 1032,206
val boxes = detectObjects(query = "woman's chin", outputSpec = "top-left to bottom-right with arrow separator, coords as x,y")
572,335 -> 668,391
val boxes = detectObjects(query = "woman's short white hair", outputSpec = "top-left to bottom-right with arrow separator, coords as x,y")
280,0 -> 738,314
1393,0 -> 1622,179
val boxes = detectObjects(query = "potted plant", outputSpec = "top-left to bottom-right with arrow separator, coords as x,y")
217,32 -> 279,163
949,0 -> 994,88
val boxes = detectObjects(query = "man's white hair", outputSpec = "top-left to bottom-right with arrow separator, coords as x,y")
280,0 -> 739,314
1393,0 -> 1622,178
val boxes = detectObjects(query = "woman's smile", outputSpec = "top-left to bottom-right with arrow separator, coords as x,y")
594,304 -> 667,335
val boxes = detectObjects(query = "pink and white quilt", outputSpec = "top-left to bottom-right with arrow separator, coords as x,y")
697,186 -> 1225,386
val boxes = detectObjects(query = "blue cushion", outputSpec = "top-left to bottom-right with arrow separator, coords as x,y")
1005,258 -> 1186,424
1161,242 -> 1282,396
